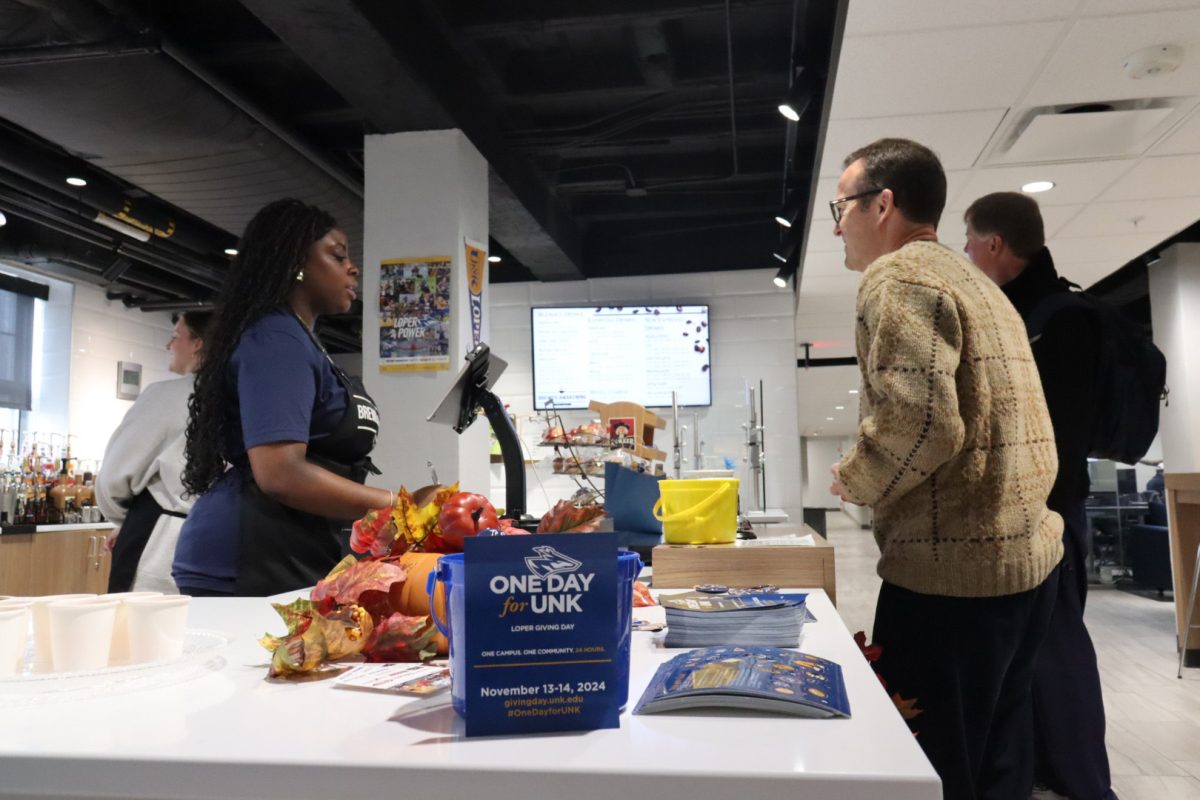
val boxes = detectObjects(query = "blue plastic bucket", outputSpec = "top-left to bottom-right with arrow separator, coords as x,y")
428,549 -> 643,717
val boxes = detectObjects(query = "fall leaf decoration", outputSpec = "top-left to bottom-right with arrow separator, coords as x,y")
311,558 -> 407,608
362,613 -> 440,663
853,631 -> 883,664
260,599 -> 374,677
536,497 -> 608,533
391,483 -> 460,554
891,692 -> 924,722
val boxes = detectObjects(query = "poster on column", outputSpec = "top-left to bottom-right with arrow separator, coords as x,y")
378,256 -> 451,372
464,239 -> 487,349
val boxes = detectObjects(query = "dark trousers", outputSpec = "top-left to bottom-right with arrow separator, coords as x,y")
872,568 -> 1058,800
1033,501 -> 1117,800
108,490 -> 162,593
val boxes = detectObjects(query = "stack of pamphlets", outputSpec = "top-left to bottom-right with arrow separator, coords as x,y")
659,591 -> 807,648
634,646 -> 850,718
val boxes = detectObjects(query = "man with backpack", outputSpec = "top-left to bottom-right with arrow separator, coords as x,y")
964,192 -> 1127,800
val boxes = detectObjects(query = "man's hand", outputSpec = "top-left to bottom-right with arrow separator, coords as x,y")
104,528 -> 120,552
830,462 -> 853,503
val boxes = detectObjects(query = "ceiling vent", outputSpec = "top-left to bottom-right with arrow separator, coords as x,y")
979,97 -> 1192,165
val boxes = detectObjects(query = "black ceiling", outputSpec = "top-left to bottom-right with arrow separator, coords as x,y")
0,0 -> 845,351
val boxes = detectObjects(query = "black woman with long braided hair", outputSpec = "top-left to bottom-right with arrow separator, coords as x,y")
174,199 -> 393,597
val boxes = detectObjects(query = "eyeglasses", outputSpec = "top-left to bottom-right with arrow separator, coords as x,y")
829,188 -> 883,224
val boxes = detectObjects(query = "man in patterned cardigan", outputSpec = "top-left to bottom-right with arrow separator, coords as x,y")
829,138 -> 1064,800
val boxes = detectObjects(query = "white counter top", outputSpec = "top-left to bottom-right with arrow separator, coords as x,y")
0,521 -> 114,535
0,591 -> 939,800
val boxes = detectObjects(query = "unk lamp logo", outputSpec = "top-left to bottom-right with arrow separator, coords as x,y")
524,545 -> 582,579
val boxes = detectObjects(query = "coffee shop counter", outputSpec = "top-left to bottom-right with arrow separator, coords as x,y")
0,522 -> 115,535
0,590 -> 939,800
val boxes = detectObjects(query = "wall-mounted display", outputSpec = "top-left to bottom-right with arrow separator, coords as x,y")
531,305 -> 711,410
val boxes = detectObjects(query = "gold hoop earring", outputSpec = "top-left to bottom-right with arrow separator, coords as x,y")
296,270 -> 304,282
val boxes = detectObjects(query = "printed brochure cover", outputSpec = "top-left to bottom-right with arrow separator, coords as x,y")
634,646 -> 850,718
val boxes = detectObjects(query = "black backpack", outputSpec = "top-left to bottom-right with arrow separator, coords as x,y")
1026,283 -> 1167,465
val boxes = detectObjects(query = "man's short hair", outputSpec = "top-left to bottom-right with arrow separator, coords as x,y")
963,192 -> 1045,260
843,138 -> 946,226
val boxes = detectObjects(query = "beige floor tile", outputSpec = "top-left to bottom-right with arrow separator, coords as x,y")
1106,720 -> 1191,777
1110,774 -> 1200,799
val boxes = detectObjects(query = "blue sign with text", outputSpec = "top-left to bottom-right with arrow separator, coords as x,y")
463,533 -> 619,737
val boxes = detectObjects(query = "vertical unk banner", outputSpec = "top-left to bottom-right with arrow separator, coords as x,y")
464,239 -> 486,349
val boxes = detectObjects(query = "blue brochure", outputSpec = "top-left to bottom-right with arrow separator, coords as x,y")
463,533 -> 620,737
634,646 -> 851,718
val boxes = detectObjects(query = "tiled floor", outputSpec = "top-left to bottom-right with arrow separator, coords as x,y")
824,509 -> 1200,799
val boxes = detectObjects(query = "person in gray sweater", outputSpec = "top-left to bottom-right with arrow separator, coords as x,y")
97,311 -> 210,593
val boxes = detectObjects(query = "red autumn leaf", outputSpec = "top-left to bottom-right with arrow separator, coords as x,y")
536,498 -> 607,533
350,506 -> 393,554
362,612 -> 439,663
311,558 -> 407,608
853,630 -> 883,663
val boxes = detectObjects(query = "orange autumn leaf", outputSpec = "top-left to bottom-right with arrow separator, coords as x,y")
311,558 -> 407,608
537,498 -> 607,533
892,692 -> 923,721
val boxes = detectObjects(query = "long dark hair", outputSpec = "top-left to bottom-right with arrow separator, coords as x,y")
183,199 -> 337,496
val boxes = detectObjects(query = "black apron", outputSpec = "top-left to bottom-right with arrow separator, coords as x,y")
233,318 -> 380,596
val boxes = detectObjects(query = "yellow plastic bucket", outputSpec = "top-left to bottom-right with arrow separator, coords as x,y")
652,478 -> 739,544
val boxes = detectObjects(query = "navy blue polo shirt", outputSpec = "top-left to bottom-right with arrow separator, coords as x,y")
173,309 -> 347,593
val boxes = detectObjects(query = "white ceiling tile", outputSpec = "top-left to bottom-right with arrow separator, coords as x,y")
845,0 -> 1078,36
1040,204 -> 1086,237
1048,232 -> 1165,265
832,22 -> 1065,118
1083,0 -> 1200,17
948,160 -> 1135,208
1099,154 -> 1200,200
1056,196 -> 1200,237
819,110 -> 1009,176
1151,106 -> 1200,155
1024,9 -> 1200,107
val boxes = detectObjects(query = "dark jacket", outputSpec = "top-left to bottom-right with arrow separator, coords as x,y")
1001,247 -> 1100,511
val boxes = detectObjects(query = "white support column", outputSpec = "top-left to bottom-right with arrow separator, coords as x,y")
362,130 -> 490,494
1148,242 -> 1200,473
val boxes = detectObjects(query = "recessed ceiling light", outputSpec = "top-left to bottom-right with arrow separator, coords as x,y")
826,417 -> 834,421
66,176 -> 87,187
224,248 -> 238,256
835,405 -> 845,410
848,389 -> 859,395
1021,180 -> 1055,194
0,211 -> 6,227
488,255 -> 502,263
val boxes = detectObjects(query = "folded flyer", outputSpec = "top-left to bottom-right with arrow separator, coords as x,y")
634,646 -> 850,718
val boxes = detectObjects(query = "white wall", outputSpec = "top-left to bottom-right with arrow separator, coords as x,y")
1148,243 -> 1200,473
803,436 -> 852,510
68,284 -> 174,465
488,268 -> 802,521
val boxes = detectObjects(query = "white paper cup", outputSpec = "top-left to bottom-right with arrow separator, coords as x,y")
48,598 -> 119,673
123,596 -> 190,664
0,606 -> 31,677
104,592 -> 163,665
29,594 -> 96,671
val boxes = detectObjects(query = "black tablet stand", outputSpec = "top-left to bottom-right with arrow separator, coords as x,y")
427,343 -> 528,521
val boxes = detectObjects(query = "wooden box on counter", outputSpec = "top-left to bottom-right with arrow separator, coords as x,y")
651,524 -> 836,604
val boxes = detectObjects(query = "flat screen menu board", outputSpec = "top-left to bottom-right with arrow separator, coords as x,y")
531,305 -> 712,410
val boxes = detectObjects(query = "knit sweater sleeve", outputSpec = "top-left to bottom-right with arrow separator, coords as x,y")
839,278 -> 967,507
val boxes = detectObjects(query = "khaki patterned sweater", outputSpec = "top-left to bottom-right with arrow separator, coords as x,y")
839,241 -> 1063,598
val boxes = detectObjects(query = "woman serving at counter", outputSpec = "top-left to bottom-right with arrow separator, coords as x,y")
175,199 -> 393,597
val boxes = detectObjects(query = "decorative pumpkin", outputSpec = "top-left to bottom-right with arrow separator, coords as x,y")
389,551 -> 449,655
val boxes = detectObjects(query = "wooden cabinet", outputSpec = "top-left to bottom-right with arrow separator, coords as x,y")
0,528 -> 111,595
